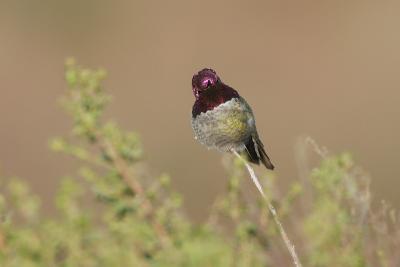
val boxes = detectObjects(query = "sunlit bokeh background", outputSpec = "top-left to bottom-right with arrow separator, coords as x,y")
1,0 -> 399,220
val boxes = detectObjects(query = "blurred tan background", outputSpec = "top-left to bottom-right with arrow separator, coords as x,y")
0,0 -> 399,220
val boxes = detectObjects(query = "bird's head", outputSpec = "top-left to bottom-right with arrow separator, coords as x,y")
192,68 -> 220,99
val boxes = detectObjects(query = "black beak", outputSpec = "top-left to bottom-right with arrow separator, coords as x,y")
207,80 -> 212,87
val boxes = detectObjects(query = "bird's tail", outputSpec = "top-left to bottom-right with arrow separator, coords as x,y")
244,136 -> 275,170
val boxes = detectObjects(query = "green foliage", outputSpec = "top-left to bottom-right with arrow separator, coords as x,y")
0,60 -> 398,266
304,154 -> 365,266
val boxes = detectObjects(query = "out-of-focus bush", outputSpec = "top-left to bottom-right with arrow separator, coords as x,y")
0,60 -> 398,266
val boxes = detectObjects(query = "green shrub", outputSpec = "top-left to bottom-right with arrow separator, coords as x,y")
0,59 -> 398,266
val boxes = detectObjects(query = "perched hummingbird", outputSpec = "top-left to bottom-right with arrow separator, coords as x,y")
191,68 -> 274,170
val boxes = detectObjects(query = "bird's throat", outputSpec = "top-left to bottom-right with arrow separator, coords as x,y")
192,83 -> 239,117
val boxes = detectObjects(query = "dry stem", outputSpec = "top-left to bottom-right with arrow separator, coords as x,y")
233,150 -> 303,267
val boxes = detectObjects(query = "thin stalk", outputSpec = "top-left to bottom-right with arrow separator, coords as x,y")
232,150 -> 303,267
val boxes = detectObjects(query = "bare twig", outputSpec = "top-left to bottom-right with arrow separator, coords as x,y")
232,150 -> 303,267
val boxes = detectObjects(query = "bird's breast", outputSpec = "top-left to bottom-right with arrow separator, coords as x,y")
191,97 -> 254,151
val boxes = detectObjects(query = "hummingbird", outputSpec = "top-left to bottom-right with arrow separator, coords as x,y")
191,68 -> 274,170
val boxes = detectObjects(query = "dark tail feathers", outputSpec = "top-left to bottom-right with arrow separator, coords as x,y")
244,136 -> 275,170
